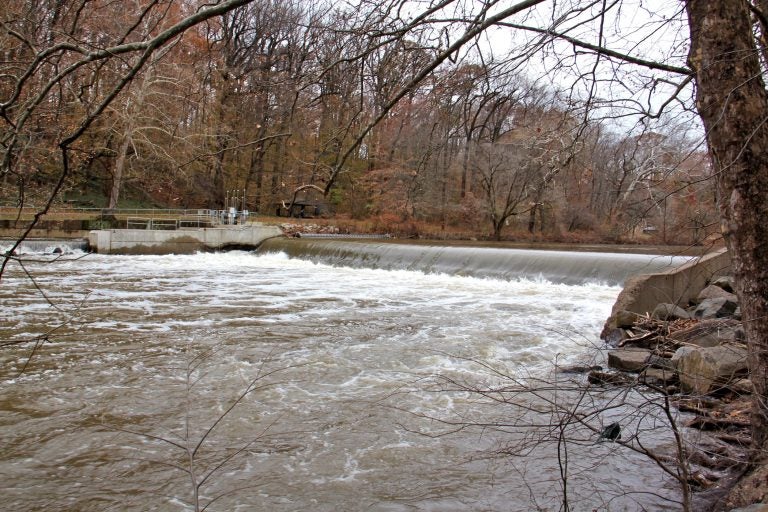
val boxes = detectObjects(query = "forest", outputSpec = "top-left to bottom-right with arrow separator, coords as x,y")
6,2 -> 768,508
0,0 -> 717,243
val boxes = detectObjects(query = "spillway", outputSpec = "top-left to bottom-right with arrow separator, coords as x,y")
257,238 -> 691,285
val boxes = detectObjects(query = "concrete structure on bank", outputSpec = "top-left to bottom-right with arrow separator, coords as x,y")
603,247 -> 731,335
88,225 -> 284,254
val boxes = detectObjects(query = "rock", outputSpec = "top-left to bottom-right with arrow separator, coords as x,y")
588,370 -> 631,386
693,297 -> 739,320
647,354 -> 675,370
615,309 -> 640,328
697,284 -> 738,302
601,312 -> 634,340
652,303 -> 692,321
603,328 -> 627,347
711,275 -> 735,293
671,345 -> 695,368
674,345 -> 749,395
722,464 -> 768,510
599,422 -> 621,441
558,364 -> 603,374
730,378 -> 753,395
639,367 -> 677,386
668,318 -> 745,348
607,348 -> 651,372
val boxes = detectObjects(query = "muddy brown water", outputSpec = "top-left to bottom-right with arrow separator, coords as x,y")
0,246 -> 690,510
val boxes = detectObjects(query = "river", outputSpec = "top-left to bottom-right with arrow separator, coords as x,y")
0,241 -> 692,511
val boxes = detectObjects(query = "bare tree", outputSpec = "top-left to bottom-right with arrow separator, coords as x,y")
4,0 -> 768,500
475,140 -> 537,240
391,348 -> 741,512
684,1 -> 768,458
0,0 -> 268,272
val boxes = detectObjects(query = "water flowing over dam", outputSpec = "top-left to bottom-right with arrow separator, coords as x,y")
0,243 -> 692,511
258,238 -> 691,286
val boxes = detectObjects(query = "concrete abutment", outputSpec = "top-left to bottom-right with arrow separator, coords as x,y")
602,247 -> 731,337
88,225 -> 284,254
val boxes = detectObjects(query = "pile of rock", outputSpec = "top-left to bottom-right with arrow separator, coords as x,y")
599,274 -> 754,461
597,274 -> 766,507
601,276 -> 749,399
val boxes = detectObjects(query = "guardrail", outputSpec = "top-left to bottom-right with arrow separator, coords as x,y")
126,217 -> 179,230
1,207 -> 249,230
0,206 -> 222,216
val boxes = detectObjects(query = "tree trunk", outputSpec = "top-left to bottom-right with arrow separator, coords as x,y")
461,136 -> 471,198
245,143 -> 265,212
685,0 -> 768,453
492,218 -> 504,241
211,131 -> 227,208
528,204 -> 538,234
108,134 -> 132,210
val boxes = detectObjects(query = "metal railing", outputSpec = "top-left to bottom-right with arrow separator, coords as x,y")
0,206 -> 251,230
126,217 -> 179,230
1,206 -> 230,216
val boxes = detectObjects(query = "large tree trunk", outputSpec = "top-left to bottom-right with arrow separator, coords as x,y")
685,1 -> 768,454
108,134 -> 131,210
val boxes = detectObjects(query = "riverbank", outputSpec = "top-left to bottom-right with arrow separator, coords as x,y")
0,206 -> 723,250
600,258 -> 768,511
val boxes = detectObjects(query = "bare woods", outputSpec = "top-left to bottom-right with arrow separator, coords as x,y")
1,1 -> 713,244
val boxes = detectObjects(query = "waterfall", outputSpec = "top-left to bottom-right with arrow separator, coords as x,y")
257,238 -> 690,286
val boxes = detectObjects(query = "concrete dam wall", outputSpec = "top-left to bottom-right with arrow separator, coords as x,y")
603,247 -> 731,334
88,225 -> 284,254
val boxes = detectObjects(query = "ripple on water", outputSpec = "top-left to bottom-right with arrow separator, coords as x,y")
0,251 -> 684,511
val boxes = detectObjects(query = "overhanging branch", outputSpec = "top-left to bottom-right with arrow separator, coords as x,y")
496,21 -> 692,76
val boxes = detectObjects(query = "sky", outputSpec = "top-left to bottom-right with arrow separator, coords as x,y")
395,0 -> 699,135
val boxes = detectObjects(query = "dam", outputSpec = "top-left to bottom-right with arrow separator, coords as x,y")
87,224 -> 283,254
255,237 -> 695,286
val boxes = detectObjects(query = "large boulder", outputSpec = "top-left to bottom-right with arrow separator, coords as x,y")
673,345 -> 748,395
696,284 -> 738,302
693,297 -> 739,319
652,303 -> 692,321
607,348 -> 651,372
710,275 -> 735,294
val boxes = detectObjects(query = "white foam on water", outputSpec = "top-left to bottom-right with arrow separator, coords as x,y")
0,242 -> 88,256
0,249 -> 685,511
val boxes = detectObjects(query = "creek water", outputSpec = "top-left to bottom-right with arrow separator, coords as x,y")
0,242 -> 692,511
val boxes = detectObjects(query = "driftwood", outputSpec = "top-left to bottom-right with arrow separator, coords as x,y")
678,403 -> 715,417
711,433 -> 751,446
686,450 -> 739,472
686,416 -> 751,431
618,330 -> 657,347
676,397 -> 723,410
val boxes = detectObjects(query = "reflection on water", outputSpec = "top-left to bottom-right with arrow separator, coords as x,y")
0,250 -> 682,511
